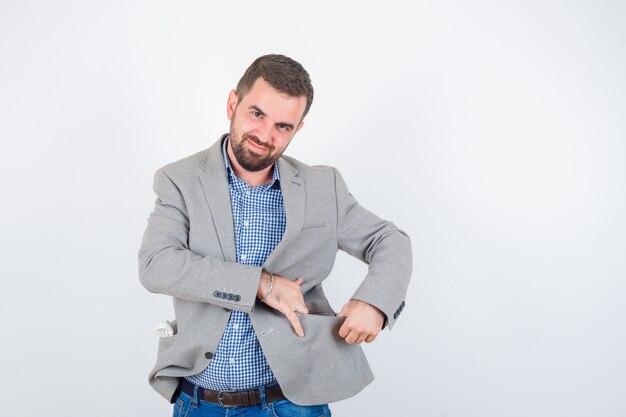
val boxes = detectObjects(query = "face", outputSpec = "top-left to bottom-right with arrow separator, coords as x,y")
227,78 -> 306,172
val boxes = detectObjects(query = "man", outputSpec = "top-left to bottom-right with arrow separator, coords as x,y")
138,54 -> 412,416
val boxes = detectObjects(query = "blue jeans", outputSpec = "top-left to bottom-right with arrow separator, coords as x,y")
173,389 -> 332,417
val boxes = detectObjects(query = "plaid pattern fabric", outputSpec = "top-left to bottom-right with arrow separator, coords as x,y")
184,138 -> 285,390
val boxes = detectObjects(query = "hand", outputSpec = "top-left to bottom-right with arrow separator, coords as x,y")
337,299 -> 385,344
258,272 -> 309,337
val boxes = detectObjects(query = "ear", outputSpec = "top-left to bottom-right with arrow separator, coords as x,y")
226,89 -> 238,120
295,121 -> 304,133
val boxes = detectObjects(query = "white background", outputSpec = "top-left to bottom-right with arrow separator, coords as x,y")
1,1 -> 625,416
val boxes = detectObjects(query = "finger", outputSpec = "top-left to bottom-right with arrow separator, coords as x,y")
337,303 -> 349,317
365,334 -> 378,343
338,320 -> 350,338
355,333 -> 368,344
285,311 -> 304,337
294,302 -> 309,314
293,277 -> 303,286
344,330 -> 358,344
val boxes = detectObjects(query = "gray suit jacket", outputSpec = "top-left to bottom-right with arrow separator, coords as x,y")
138,136 -> 412,405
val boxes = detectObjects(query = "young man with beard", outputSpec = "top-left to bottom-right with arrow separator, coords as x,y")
138,54 -> 412,416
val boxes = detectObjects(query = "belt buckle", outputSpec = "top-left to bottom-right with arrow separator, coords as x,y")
217,389 -> 237,407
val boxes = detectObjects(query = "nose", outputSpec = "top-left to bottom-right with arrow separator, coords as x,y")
259,120 -> 273,144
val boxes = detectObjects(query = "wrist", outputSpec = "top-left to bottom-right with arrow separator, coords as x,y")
261,271 -> 274,302
258,270 -> 273,300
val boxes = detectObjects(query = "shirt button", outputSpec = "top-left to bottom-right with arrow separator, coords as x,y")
233,323 -> 239,330
229,358 -> 235,364
243,220 -> 249,227
240,254 -> 247,260
204,352 -> 214,359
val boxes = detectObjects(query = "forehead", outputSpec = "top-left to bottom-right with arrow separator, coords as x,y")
240,78 -> 306,122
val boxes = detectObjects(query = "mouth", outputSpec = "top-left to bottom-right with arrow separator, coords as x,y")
245,137 -> 271,154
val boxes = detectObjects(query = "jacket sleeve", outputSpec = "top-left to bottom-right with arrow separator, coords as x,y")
333,168 -> 412,329
137,168 -> 261,312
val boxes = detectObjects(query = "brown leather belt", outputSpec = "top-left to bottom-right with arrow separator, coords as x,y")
180,378 -> 285,407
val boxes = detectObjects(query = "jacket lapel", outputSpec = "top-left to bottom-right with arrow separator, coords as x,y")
198,136 -> 306,266
264,157 -> 305,267
198,138 -> 236,262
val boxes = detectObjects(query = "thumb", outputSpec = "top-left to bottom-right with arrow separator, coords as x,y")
293,277 -> 304,286
338,303 -> 350,318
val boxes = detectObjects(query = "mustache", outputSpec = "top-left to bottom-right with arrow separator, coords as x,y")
243,134 -> 274,152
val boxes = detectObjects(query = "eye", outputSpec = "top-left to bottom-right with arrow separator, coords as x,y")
277,123 -> 290,132
252,111 -> 263,118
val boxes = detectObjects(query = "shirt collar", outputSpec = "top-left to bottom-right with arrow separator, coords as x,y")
221,135 -> 281,190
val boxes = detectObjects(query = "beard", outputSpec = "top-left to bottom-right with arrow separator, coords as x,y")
229,117 -> 283,172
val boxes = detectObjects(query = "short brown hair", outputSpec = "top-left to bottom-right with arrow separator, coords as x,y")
236,54 -> 314,119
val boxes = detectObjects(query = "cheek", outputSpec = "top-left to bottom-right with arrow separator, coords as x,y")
232,114 -> 256,132
274,138 -> 292,153
244,121 -> 267,136
232,119 -> 249,132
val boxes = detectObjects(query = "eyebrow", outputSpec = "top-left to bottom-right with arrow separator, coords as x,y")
249,105 -> 295,130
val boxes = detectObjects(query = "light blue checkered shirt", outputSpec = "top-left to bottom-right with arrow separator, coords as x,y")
184,137 -> 285,390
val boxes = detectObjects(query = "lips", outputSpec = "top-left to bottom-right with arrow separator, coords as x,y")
244,136 -> 271,154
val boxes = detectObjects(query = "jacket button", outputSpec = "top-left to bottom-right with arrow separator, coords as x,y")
204,352 -> 214,359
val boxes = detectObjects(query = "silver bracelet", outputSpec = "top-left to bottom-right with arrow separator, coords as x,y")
261,271 -> 274,303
